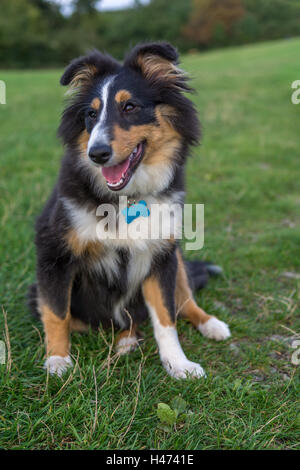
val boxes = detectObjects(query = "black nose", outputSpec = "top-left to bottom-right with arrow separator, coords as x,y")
88,144 -> 112,164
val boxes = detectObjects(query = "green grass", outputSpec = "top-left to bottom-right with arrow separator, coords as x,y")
0,38 -> 300,450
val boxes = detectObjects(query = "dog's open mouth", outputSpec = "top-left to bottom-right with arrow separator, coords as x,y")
102,142 -> 145,191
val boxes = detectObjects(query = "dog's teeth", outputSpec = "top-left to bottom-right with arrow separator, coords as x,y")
108,177 -> 124,188
107,143 -> 142,189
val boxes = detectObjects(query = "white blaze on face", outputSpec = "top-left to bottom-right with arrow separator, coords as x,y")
87,76 -> 115,152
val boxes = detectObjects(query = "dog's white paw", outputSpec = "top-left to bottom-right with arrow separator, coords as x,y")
163,359 -> 206,380
44,355 -> 73,377
198,317 -> 231,341
116,336 -> 139,355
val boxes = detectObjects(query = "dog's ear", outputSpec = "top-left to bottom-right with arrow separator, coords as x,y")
124,42 -> 188,91
60,50 -> 120,90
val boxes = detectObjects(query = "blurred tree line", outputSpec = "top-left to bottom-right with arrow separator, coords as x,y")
1,0 -> 300,68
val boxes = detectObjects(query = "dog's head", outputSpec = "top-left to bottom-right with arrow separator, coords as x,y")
59,42 -> 200,195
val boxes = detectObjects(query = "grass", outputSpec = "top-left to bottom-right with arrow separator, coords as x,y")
0,38 -> 300,450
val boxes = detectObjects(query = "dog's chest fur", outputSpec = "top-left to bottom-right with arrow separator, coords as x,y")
63,192 -> 183,324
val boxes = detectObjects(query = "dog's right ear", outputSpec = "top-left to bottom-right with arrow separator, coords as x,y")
60,50 -> 121,90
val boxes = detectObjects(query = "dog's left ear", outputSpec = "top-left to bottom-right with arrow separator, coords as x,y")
124,42 -> 188,91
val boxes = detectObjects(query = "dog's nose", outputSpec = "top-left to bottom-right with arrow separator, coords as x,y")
88,144 -> 112,165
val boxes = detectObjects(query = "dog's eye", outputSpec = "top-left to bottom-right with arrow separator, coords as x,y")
123,102 -> 136,113
88,109 -> 97,120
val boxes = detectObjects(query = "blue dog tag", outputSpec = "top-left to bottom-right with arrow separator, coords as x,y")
122,200 -> 150,224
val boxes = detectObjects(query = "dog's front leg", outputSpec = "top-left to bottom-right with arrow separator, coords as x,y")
37,255 -> 75,377
143,259 -> 206,379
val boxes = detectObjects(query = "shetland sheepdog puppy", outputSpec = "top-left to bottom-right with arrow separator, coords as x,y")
28,42 -> 230,378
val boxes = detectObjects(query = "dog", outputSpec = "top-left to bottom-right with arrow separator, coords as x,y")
28,42 -> 230,379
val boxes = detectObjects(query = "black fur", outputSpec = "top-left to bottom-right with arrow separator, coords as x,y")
60,50 -> 121,86
28,42 -> 213,332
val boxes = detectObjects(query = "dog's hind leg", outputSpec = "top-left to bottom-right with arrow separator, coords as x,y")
70,317 -> 90,333
176,250 -> 231,341
115,325 -> 140,355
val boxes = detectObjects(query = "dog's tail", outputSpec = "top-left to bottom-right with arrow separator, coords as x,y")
185,260 -> 223,292
27,283 -> 40,319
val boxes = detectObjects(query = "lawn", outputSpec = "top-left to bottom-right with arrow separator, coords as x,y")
0,38 -> 299,450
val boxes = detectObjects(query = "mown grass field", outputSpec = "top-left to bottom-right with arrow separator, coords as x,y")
0,38 -> 300,450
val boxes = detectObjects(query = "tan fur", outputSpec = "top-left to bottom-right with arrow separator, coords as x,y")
70,317 -> 89,333
40,303 -> 71,357
175,249 -> 211,326
111,105 -> 181,166
116,325 -> 137,343
91,97 -> 101,110
69,64 -> 97,92
143,277 -> 173,327
77,129 -> 90,157
137,54 -> 185,87
65,229 -> 103,258
115,89 -> 132,104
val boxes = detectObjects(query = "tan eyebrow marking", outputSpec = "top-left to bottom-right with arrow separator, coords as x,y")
115,89 -> 132,104
91,97 -> 101,110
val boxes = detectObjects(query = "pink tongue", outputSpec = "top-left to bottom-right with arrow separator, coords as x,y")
102,157 -> 130,184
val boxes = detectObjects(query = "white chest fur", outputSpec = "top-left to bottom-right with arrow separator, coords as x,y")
62,193 -> 184,325
62,192 -> 184,251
